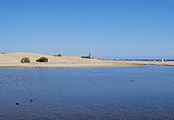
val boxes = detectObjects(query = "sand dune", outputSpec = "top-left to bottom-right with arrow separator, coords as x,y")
0,52 -> 173,68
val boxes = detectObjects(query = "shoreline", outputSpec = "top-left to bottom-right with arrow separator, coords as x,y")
0,62 -> 174,68
0,62 -> 144,68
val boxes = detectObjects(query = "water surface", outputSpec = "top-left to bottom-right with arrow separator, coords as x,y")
0,66 -> 174,119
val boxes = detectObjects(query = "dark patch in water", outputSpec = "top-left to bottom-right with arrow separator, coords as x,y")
16,102 -> 19,106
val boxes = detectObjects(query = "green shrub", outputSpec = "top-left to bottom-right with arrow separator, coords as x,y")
21,57 -> 30,63
36,57 -> 48,63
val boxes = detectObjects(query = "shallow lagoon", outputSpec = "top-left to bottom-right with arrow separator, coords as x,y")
0,66 -> 174,120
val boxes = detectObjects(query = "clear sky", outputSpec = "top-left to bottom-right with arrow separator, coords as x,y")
0,0 -> 174,58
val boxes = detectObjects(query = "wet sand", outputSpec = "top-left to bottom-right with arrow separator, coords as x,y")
0,52 -> 174,68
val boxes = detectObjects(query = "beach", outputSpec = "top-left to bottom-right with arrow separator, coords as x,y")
0,52 -> 174,68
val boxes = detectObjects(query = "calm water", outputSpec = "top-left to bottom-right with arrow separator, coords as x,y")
0,66 -> 174,120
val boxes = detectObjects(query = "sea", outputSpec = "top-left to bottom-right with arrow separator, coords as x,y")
0,66 -> 174,120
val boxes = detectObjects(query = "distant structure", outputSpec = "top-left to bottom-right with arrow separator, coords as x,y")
161,59 -> 164,62
81,53 -> 91,59
88,53 -> 91,58
97,57 -> 103,60
54,54 -> 62,57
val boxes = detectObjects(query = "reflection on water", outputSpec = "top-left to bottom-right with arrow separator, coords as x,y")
0,66 -> 174,119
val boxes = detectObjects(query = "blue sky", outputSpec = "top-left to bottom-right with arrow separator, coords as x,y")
0,0 -> 174,58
